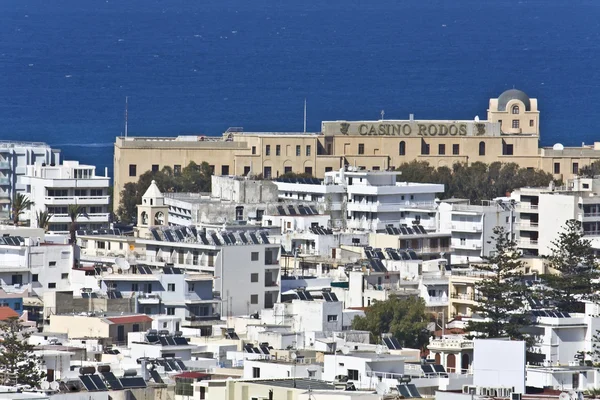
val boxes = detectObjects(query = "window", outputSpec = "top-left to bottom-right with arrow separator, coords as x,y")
14,302 -> 20,311
327,315 -> 338,322
325,167 -> 333,172
174,165 -> 181,175
511,105 -> 520,114
175,378 -> 195,396
306,145 -> 311,156
251,273 -> 259,282
252,146 -> 256,155
152,164 -> 159,173
131,283 -> 139,291
61,273 -> 68,280
128,164 -> 136,177
294,145 -> 300,156
265,145 -> 271,156
187,283 -> 194,292
276,145 -> 281,156
263,166 -> 272,179
421,140 -> 430,155
438,144 -> 445,155
554,162 -> 561,174
168,284 -> 175,292
512,119 -> 520,129
32,274 -> 38,282
252,367 -> 260,378
503,142 -> 514,155
399,141 -> 406,156
209,165 -> 215,174
479,141 -> 486,156
48,283 -> 56,289
304,167 -> 312,176
49,261 -> 56,267
250,294 -> 258,304
167,307 -> 175,316
530,119 -> 534,127
573,163 -> 579,174
372,166 -> 380,170
347,369 -> 359,380
358,143 -> 365,155
243,166 -> 251,176
251,252 -> 259,261
235,206 -> 244,221
221,165 -> 229,175
460,238 -> 466,245
256,209 -> 264,221
452,144 -> 459,155
284,166 -> 292,174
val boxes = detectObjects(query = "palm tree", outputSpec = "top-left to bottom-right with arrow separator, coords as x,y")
11,194 -> 34,226
67,204 -> 88,244
35,210 -> 51,232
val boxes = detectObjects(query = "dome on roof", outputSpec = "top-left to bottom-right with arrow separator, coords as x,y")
142,180 -> 163,199
497,89 -> 531,111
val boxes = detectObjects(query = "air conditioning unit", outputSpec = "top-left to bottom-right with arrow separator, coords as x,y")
462,385 -> 476,394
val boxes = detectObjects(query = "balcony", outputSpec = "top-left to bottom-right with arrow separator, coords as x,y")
517,239 -> 539,248
186,314 -> 221,322
45,196 -> 110,205
453,242 -> 482,250
428,338 -> 474,351
517,204 -> 539,213
50,213 -> 110,223
517,222 -> 539,230
451,223 -> 482,232
425,296 -> 448,307
0,177 -> 9,186
450,293 -> 483,302
0,161 -> 9,169
184,293 -> 220,303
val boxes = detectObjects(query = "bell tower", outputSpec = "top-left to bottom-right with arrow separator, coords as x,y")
136,180 -> 168,238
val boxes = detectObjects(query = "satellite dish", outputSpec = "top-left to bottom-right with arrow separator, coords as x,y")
376,382 -> 388,395
559,393 -> 570,400
106,267 -> 113,274
50,381 -> 60,391
40,381 -> 50,390
341,346 -> 350,355
290,352 -> 297,361
114,258 -> 130,271
553,143 -> 564,151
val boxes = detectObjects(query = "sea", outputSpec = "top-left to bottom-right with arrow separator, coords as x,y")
1,0 -> 600,181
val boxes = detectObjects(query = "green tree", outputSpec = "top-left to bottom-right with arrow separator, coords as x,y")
351,296 -> 429,349
11,194 -> 34,226
467,226 -> 530,341
278,171 -> 314,179
579,161 -> 600,178
35,210 -> 51,232
397,161 -> 436,183
67,204 -> 88,245
541,219 -> 600,313
0,318 -> 46,387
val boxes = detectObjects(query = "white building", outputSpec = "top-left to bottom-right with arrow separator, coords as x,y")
511,177 -> 600,256
20,160 -> 110,232
274,168 -> 444,231
438,199 -> 512,264
0,141 -> 61,220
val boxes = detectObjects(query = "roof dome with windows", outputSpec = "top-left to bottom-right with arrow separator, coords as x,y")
497,89 -> 531,111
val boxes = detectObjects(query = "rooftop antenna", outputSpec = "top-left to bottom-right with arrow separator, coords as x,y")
124,96 -> 129,138
381,109 -> 385,120
303,98 -> 307,133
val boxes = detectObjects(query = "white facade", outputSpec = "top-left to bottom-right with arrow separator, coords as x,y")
438,200 -> 512,264
0,141 -> 60,220
274,168 -> 444,231
243,359 -> 322,380
261,299 -> 344,333
20,160 -> 110,232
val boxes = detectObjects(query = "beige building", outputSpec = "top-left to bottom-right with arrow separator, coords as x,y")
114,89 -> 600,211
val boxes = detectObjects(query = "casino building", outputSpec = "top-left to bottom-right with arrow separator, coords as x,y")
113,89 -> 600,211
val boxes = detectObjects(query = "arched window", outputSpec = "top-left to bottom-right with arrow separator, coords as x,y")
511,105 -> 519,114
140,211 -> 148,225
154,211 -> 165,225
479,141 -> 486,156
399,141 -> 406,156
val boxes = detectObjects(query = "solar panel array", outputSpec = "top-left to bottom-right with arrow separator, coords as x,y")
296,290 -> 314,301
364,248 -> 388,273
137,265 -> 153,274
385,224 -> 428,235
80,372 -> 147,391
382,336 -> 402,350
156,358 -> 188,372
309,226 -> 333,235
276,204 -> 320,216
532,310 -> 571,318
225,329 -> 239,340
0,236 -> 25,246
322,291 -> 339,302
397,384 -> 422,398
421,364 -> 447,377
163,266 -> 182,274
148,227 -> 272,246
276,177 -> 321,184
244,343 -> 271,355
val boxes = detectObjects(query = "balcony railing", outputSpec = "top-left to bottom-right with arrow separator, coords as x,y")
517,204 -> 539,211
450,293 -> 484,301
451,223 -> 482,232
517,239 -> 539,246
186,314 -> 221,321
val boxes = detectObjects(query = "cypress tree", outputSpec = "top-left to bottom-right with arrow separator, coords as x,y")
0,318 -> 46,387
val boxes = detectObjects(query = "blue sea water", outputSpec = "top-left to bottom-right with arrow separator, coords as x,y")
1,0 -> 600,180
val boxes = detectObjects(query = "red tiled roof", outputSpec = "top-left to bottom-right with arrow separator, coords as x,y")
0,307 -> 19,321
175,372 -> 211,380
106,315 -> 152,324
